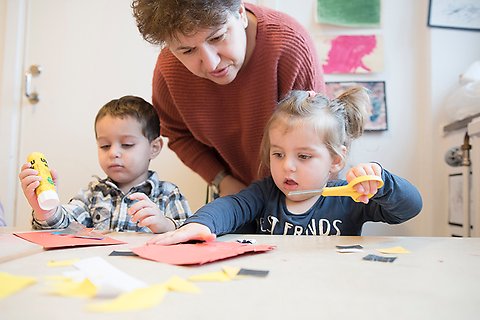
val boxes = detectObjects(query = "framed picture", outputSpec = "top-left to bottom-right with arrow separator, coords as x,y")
428,0 -> 480,31
325,81 -> 388,131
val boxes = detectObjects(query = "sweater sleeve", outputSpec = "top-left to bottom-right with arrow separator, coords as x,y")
366,169 -> 423,224
275,14 -> 325,98
184,180 -> 269,235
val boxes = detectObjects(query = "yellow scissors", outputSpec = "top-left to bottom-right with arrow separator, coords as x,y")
288,175 -> 384,202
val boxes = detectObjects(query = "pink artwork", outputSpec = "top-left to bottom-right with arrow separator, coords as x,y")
133,241 -> 276,265
318,35 -> 383,74
14,231 -> 125,249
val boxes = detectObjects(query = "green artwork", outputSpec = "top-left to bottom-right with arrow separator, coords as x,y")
317,0 -> 381,27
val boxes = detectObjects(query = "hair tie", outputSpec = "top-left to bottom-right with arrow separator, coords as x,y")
307,90 -> 316,97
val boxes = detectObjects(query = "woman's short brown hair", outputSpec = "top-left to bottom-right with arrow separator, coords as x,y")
132,0 -> 242,47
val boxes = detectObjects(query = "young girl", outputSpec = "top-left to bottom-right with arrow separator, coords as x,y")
148,88 -> 422,244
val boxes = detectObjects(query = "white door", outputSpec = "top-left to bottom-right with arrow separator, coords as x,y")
10,0 -> 205,228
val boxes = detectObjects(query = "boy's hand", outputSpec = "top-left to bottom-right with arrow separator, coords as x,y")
128,192 -> 175,233
146,223 -> 215,245
345,163 -> 382,204
18,162 -> 58,220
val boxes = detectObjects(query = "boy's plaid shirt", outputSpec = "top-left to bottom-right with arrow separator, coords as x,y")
32,171 -> 192,232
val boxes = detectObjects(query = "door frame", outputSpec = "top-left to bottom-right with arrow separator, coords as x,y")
0,0 -> 27,226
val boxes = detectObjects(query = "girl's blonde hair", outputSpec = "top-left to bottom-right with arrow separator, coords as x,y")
259,87 -> 370,177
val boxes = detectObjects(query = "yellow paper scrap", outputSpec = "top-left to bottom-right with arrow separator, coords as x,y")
377,246 -> 410,254
47,259 -> 80,267
44,275 -> 73,282
165,276 -> 200,293
50,278 -> 96,298
0,272 -> 37,299
87,284 -> 168,313
188,271 -> 231,282
222,266 -> 240,279
188,266 -> 246,282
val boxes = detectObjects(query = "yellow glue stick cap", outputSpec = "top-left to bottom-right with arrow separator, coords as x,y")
38,189 -> 59,210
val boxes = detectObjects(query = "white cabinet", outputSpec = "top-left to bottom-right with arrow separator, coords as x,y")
467,117 -> 480,237
444,113 -> 480,237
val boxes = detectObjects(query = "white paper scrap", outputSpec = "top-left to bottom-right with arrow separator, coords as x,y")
73,256 -> 147,294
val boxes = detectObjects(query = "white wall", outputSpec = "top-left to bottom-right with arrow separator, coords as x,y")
0,1 -> 7,211
0,0 -> 25,226
0,1 -> 5,63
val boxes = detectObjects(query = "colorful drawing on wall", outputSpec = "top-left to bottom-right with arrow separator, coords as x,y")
316,0 -> 381,27
317,35 -> 384,74
325,81 -> 388,131
428,0 -> 480,31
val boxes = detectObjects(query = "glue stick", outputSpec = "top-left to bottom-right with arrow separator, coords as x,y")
27,152 -> 60,210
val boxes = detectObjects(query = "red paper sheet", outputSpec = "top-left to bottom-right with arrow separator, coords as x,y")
14,231 -> 126,249
132,241 -> 275,265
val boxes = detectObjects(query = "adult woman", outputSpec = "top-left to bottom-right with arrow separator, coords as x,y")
132,0 -> 324,197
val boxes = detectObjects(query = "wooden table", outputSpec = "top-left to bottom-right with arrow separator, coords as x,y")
1,230 -> 479,319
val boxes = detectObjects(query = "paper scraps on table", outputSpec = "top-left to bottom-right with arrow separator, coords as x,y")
47,259 -> 80,267
376,246 -> 410,254
236,238 -> 257,244
49,278 -> 97,298
0,272 -> 37,299
336,244 -> 364,253
362,254 -> 397,263
164,275 -> 201,293
109,250 -> 138,256
87,283 -> 168,312
132,241 -> 275,265
188,268 -> 233,282
73,257 -> 147,295
13,231 -> 125,249
47,257 -> 148,299
188,266 -> 269,282
237,268 -> 269,278
87,276 -> 200,313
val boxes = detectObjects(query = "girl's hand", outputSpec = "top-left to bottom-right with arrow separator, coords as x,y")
146,223 -> 215,245
345,163 -> 382,204
128,192 -> 175,233
18,162 -> 58,219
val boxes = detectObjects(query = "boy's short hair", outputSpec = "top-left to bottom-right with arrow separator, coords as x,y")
95,95 -> 160,142
132,0 -> 242,47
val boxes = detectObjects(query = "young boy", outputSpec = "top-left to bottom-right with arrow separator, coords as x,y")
19,95 -> 192,233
